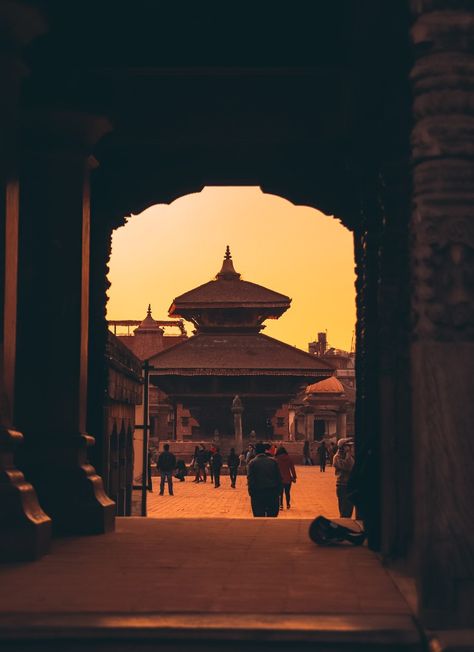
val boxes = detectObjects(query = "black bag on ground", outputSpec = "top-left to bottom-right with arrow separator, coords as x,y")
309,515 -> 365,546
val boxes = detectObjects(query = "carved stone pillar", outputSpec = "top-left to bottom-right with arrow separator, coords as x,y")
288,408 -> 296,441
231,395 -> 243,453
1,177 -> 52,559
304,411 -> 314,440
0,1 -> 51,560
336,411 -> 347,439
14,112 -> 115,534
410,2 -> 474,627
351,201 -> 382,551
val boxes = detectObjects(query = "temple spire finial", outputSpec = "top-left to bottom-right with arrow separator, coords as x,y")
147,304 -> 152,316
216,245 -> 241,281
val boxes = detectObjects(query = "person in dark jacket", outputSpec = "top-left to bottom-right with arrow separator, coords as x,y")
227,447 -> 240,488
247,442 -> 282,517
333,438 -> 355,517
175,459 -> 187,482
196,445 -> 208,482
211,447 -> 223,488
275,446 -> 297,509
317,441 -> 328,472
303,440 -> 313,465
157,443 -> 176,495
191,446 -> 201,482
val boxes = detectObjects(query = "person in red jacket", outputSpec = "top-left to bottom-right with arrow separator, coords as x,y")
275,446 -> 297,509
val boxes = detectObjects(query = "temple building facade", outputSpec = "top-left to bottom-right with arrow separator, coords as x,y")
146,247 -> 333,447
108,305 -> 195,449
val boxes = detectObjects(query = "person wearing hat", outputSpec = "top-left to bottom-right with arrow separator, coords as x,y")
247,442 -> 282,517
333,438 -> 355,517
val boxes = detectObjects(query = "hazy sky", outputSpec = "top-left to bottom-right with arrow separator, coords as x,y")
107,187 -> 355,351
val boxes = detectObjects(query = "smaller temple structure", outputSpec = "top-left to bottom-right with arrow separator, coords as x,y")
110,306 -> 189,461
287,376 -> 355,442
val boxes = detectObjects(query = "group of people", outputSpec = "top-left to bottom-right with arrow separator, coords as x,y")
190,444 -> 240,489
155,441 -> 298,516
302,439 -> 338,471
155,437 -> 355,520
246,443 -> 297,517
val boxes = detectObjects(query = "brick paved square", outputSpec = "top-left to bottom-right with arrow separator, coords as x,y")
147,465 -> 339,518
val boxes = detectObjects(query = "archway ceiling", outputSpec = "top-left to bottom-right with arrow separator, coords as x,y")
20,2 -> 411,230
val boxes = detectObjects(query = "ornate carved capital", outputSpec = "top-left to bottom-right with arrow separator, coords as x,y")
410,2 -> 474,340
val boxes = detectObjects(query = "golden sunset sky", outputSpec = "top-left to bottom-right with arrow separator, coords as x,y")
107,187 -> 355,351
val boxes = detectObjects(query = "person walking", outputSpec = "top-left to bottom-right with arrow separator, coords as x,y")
247,442 -> 282,517
317,441 -> 327,472
156,443 -> 176,496
303,440 -> 313,466
211,447 -> 223,488
227,447 -> 240,488
329,442 -> 338,466
245,444 -> 256,465
275,446 -> 297,509
333,438 -> 355,517
209,443 -> 217,483
191,445 -> 201,482
196,444 -> 208,483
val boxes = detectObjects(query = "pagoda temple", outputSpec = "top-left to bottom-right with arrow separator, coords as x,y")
147,247 -> 333,442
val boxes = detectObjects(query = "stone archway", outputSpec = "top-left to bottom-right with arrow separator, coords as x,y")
1,0 -> 473,630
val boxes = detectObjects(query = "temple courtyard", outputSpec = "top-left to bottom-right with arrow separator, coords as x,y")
146,465 -> 339,519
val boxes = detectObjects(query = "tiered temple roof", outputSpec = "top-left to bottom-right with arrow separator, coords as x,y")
149,248 -> 333,379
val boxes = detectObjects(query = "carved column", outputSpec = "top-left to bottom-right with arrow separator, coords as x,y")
336,411 -> 347,439
377,163 -> 414,562
288,408 -> 296,441
410,2 -> 474,627
0,1 -> 51,560
231,395 -> 243,453
14,112 -> 115,534
304,411 -> 314,441
0,180 -> 52,559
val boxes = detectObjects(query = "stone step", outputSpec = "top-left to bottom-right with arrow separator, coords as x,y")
0,612 -> 424,651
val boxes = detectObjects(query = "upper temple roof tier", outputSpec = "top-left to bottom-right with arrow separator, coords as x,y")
168,247 -> 291,333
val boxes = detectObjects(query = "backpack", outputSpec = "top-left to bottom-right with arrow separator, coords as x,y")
308,516 -> 365,546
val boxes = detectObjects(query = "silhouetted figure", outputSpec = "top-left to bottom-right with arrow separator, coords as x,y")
317,441 -> 327,472
209,443 -> 217,482
191,446 -> 200,482
157,443 -> 176,496
196,444 -> 208,482
227,447 -> 239,488
247,442 -> 282,517
275,446 -> 297,509
303,440 -> 313,465
333,438 -> 355,517
175,459 -> 187,481
212,447 -> 223,487
245,444 -> 256,465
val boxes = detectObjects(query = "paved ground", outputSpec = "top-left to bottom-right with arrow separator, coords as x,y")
147,465 -> 339,518
0,518 -> 410,616
0,486 -> 421,649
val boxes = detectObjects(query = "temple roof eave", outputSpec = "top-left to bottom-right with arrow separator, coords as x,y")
148,368 -> 331,377
145,332 -> 334,373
